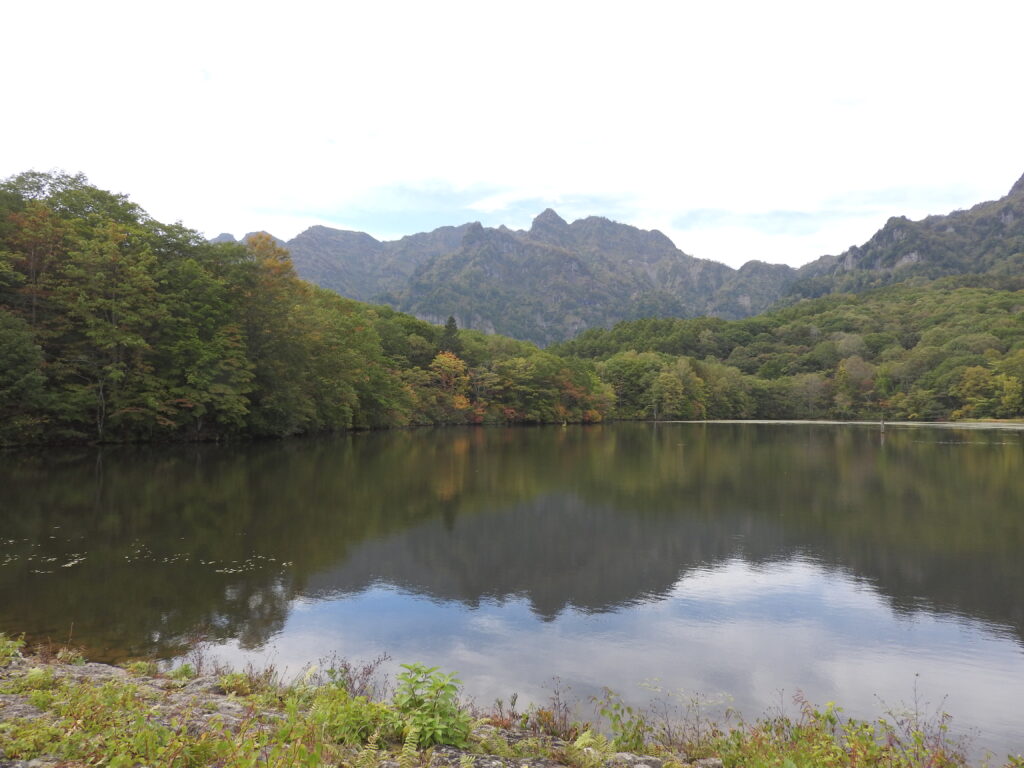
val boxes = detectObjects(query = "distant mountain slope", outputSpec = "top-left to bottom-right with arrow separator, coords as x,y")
214,171 -> 1024,345
261,210 -> 794,345
398,210 -> 759,344
709,260 -> 798,318
789,171 -> 1024,298
285,226 -> 384,300
258,223 -> 474,303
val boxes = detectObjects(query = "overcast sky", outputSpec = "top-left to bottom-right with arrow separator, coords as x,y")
4,0 -> 1023,268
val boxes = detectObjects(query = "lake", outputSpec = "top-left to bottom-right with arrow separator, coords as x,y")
1,422 -> 1022,757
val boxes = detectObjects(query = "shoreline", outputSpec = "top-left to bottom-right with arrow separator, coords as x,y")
0,645 -> 714,768
651,418 -> 1024,430
1,637 -> 1020,768
4,417 -> 1024,451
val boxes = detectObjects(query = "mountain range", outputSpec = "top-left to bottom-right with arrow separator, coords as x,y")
214,172 -> 1024,345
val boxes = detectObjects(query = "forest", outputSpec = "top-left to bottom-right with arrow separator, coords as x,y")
551,277 -> 1024,421
1,171 -> 1022,445
0,172 -> 611,445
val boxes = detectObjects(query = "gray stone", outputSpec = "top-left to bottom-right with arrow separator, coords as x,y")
611,753 -> 663,768
182,675 -> 222,694
0,694 -> 45,722
693,759 -> 723,768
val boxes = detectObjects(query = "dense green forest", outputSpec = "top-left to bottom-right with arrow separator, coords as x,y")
0,172 -> 611,444
551,277 -> 1024,421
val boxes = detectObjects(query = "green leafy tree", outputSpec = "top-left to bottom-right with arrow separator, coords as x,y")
0,309 -> 45,443
4,201 -> 66,326
994,373 -> 1023,417
438,315 -> 462,356
833,355 -> 877,418
425,351 -> 472,423
650,358 -> 707,420
45,221 -> 167,439
951,366 -> 998,419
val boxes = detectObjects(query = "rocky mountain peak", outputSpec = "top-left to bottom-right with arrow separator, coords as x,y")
459,221 -> 489,246
528,209 -> 574,248
290,226 -> 381,249
531,208 -> 569,230
1009,171 -> 1024,198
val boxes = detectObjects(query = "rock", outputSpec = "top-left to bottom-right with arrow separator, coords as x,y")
182,676 -> 222,694
693,759 -> 724,768
611,753 -> 663,768
52,662 -> 126,685
0,694 -> 45,722
430,745 -> 561,768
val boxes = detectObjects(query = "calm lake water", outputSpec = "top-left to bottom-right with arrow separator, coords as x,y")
2,423 -> 1023,757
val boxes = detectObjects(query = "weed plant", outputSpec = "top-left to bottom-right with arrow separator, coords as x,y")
392,662 -> 472,747
0,632 -> 24,665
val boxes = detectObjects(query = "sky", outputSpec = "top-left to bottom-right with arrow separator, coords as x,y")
4,0 -> 1024,268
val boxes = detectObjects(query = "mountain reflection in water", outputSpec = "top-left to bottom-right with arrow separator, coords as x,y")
1,423 -> 1022,755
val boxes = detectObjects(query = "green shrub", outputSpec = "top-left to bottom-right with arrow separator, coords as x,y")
169,662 -> 197,681
3,667 -> 59,693
594,688 -> 650,752
309,685 -> 402,745
0,632 -> 25,665
125,660 -> 159,677
218,671 -> 255,696
393,663 -> 472,748
714,700 -> 968,768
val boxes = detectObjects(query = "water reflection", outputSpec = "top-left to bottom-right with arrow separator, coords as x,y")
213,558 -> 1024,759
1,424 -> 1023,754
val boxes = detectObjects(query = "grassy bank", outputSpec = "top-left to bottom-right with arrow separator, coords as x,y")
0,634 -> 1020,768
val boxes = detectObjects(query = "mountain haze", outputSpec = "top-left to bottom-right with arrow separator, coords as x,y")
219,172 -> 1024,345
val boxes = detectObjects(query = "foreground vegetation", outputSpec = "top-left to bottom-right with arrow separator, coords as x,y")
1,634 -> 1020,767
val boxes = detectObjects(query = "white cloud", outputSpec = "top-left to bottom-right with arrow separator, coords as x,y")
3,0 -> 1023,266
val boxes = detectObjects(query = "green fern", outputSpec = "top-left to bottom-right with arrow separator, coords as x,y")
399,726 -> 420,768
354,727 -> 381,768
566,729 -> 614,768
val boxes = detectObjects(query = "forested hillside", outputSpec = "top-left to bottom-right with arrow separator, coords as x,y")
0,172 -> 611,445
552,277 -> 1024,421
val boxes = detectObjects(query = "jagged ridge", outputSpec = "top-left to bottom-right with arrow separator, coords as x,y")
218,172 -> 1024,345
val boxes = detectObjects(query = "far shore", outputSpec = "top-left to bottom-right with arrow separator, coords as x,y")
654,419 -> 1024,431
